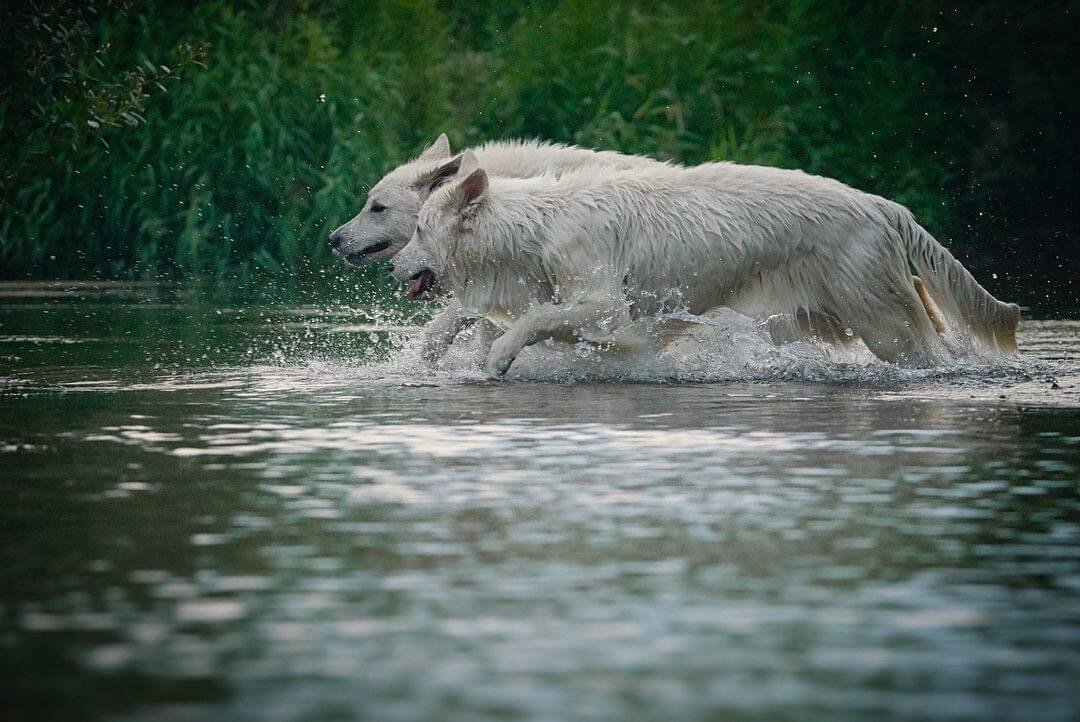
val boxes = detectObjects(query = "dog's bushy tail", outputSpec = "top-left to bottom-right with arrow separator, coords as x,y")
893,207 -> 1020,351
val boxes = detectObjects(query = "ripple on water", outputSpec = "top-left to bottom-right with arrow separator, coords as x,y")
2,298 -> 1079,722
179,314 -> 1079,409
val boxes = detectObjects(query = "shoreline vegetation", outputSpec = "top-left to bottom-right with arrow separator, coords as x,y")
1,1 -> 1075,310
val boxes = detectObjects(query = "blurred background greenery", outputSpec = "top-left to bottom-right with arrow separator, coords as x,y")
1,0 -> 1076,309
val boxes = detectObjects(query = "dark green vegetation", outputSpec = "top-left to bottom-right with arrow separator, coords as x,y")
1,1 -> 1076,308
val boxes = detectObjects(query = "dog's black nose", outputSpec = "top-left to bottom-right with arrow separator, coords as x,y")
386,263 -> 395,273
328,231 -> 344,249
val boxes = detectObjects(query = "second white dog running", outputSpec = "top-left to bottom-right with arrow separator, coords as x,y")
392,155 -> 1019,378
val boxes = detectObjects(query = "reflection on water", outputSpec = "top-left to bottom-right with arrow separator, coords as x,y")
1,283 -> 1079,721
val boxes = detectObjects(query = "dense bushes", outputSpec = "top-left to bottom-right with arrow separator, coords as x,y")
1,1 -> 1075,306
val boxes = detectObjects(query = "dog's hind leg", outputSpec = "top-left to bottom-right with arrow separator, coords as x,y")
767,277 -> 940,351
840,278 -> 948,366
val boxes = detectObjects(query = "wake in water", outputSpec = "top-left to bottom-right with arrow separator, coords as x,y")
349,307 -> 1048,387
7,304 -> 1067,406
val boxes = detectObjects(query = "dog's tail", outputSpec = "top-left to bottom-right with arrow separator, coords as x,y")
893,207 -> 1020,351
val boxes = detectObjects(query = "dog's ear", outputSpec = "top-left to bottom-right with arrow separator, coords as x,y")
450,168 -> 488,217
418,133 -> 451,161
416,154 -> 463,194
458,150 -> 479,176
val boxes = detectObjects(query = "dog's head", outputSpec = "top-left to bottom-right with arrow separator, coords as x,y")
390,157 -> 488,301
327,133 -> 472,266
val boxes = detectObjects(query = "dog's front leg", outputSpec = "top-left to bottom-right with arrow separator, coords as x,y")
420,300 -> 473,364
485,297 -> 630,379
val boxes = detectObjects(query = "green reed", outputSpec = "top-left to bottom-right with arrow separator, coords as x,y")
1,1 -> 1074,307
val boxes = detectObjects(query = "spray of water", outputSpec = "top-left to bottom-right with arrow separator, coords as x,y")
323,306 -> 1048,388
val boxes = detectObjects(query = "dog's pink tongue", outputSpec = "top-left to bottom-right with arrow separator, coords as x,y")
407,270 -> 434,299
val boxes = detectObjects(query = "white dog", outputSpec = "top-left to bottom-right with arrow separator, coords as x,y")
328,135 -> 667,360
391,156 -> 1020,378
329,134 -> 940,361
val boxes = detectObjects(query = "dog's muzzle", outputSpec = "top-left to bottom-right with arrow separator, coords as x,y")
342,240 -> 392,265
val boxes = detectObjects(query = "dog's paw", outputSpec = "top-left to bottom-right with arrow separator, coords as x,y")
485,353 -> 514,379
485,336 -> 518,379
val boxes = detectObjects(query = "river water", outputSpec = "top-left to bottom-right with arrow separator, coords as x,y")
2,282 -> 1078,721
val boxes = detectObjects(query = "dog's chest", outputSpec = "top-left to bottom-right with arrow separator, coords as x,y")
455,268 -> 552,321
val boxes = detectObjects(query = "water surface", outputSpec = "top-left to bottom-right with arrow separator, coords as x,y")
2,282 -> 1079,721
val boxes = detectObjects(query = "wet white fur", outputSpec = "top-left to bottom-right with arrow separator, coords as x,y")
329,134 -> 670,359
329,134 -> 668,263
394,160 -> 1019,377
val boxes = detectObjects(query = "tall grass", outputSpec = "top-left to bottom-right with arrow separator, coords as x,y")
1,0 -> 1075,306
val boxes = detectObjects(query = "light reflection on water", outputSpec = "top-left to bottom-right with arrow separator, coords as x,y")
1,285 -> 1079,721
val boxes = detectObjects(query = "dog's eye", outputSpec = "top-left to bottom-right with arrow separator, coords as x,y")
370,202 -> 388,213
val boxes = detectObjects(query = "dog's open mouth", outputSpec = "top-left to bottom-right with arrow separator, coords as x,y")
344,240 -> 392,265
405,269 -> 437,299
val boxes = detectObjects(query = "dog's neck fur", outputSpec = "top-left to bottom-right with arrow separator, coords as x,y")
436,176 -> 572,321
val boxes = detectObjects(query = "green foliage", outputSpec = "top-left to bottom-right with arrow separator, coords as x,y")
1,0 -> 1075,305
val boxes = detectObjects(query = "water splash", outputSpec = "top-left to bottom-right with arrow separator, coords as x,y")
348,307 -> 1043,386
